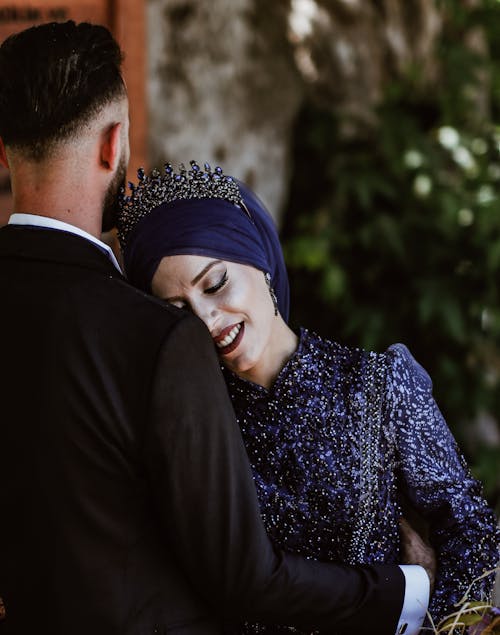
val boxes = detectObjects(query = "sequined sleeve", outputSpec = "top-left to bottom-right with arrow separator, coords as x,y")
386,343 -> 500,624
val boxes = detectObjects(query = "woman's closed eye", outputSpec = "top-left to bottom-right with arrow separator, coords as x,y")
205,271 -> 228,295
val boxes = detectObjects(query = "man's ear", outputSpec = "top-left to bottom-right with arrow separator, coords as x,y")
100,122 -> 122,172
0,137 -> 9,169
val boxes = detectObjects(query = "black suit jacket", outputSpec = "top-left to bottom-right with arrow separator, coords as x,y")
0,224 -> 405,634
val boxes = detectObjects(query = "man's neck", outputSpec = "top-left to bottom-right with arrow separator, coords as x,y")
11,205 -> 101,239
8,148 -> 104,239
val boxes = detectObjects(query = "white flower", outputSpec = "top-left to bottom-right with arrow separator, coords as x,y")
471,137 -> 488,155
487,163 -> 500,180
452,146 -> 477,174
413,174 -> 432,198
457,208 -> 474,226
477,184 -> 496,205
481,308 -> 493,331
437,126 -> 460,150
403,149 -> 424,169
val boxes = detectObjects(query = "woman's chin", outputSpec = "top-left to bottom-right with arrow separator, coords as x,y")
222,354 -> 252,377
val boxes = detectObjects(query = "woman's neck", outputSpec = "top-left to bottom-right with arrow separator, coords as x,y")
236,318 -> 299,390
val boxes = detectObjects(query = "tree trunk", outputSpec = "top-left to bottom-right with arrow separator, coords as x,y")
147,0 -> 303,220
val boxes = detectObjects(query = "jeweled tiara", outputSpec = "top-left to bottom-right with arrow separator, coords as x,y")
117,160 -> 247,249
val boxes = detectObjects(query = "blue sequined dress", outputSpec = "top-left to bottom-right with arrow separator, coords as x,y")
222,329 -> 499,632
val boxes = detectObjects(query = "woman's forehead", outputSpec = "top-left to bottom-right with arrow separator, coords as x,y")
159,255 -> 224,281
159,255 -> 255,279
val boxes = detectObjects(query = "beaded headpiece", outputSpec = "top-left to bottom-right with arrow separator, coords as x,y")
119,159 -> 291,321
117,160 -> 248,249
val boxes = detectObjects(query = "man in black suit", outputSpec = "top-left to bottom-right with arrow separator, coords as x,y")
0,21 -> 430,635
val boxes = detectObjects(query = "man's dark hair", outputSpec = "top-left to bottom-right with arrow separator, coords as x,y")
0,20 -> 125,161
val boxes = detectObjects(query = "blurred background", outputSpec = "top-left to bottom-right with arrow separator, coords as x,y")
0,0 -> 499,517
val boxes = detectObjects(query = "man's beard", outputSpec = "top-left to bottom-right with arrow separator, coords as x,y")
101,155 -> 127,233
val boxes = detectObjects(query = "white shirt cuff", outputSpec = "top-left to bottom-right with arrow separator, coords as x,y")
395,565 -> 430,635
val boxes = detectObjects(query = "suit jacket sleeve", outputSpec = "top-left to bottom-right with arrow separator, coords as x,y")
144,313 -> 406,634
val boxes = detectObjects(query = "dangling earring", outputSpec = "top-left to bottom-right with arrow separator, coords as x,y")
264,272 -> 279,316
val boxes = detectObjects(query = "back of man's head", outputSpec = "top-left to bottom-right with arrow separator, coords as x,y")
0,21 -> 125,162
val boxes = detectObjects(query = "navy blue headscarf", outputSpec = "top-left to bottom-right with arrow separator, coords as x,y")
122,180 -> 290,322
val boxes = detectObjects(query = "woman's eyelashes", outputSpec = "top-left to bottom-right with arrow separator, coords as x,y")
165,270 -> 228,308
205,271 -> 228,295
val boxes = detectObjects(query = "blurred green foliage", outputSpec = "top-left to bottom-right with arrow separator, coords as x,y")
282,0 -> 500,510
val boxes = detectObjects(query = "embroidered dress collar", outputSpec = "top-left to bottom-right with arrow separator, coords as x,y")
222,327 -> 317,400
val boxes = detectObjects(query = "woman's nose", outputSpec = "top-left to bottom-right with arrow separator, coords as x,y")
192,300 -> 219,332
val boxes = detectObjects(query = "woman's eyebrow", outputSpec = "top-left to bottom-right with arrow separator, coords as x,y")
191,260 -> 223,286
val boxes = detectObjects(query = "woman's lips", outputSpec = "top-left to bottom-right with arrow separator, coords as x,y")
214,322 -> 244,355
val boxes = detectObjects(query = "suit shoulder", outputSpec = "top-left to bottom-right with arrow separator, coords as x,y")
74,273 -> 206,346
117,278 -> 211,339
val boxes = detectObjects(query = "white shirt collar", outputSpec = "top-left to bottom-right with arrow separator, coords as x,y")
8,213 -> 123,273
